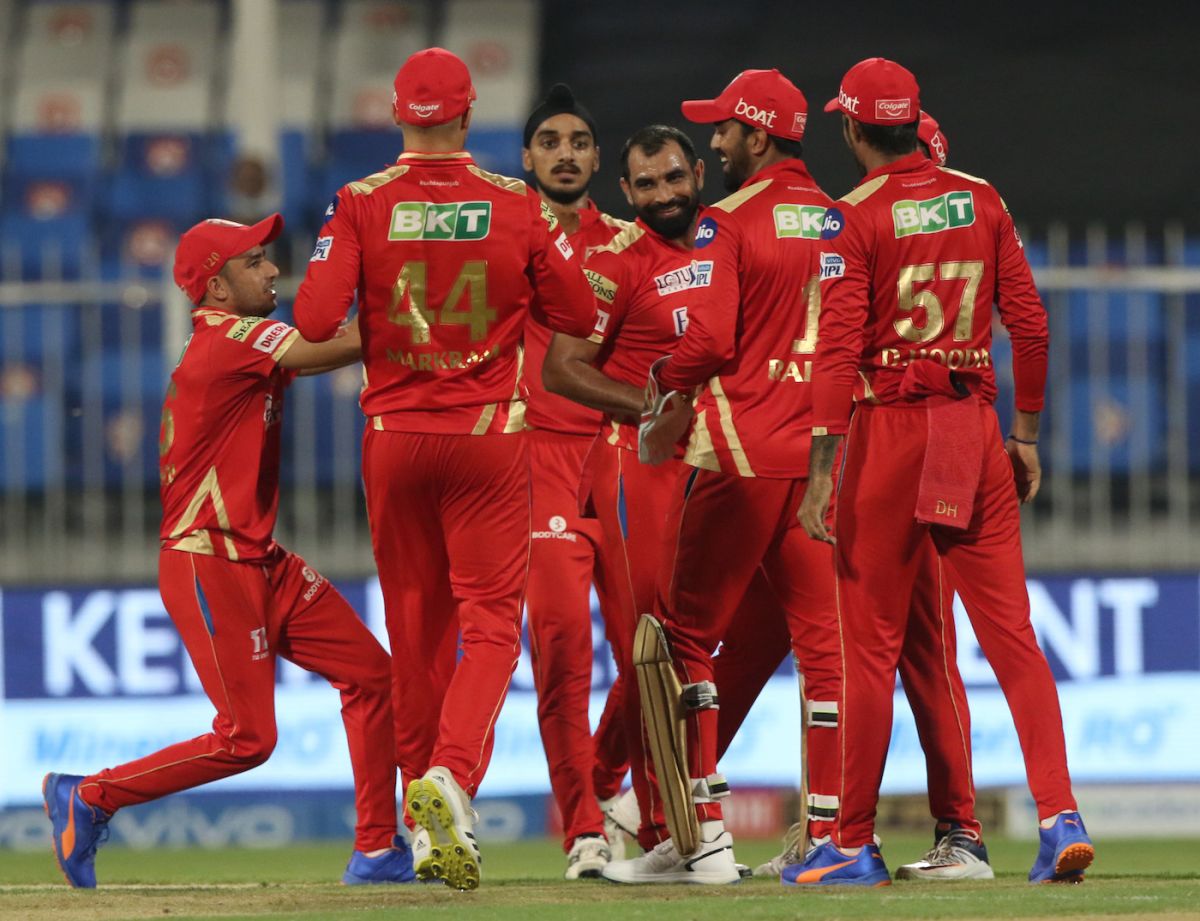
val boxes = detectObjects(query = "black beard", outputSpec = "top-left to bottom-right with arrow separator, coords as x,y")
639,200 -> 697,240
723,160 -> 750,192
540,179 -> 589,205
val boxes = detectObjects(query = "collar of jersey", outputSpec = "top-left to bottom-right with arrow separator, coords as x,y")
742,157 -> 816,188
857,150 -> 930,187
396,151 -> 475,163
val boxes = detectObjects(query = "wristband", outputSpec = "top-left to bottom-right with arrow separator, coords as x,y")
1007,434 -> 1038,446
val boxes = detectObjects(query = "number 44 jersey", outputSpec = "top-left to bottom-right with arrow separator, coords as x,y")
812,151 -> 1049,436
293,151 -> 595,434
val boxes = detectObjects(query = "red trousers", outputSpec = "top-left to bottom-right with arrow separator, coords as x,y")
584,441 -> 680,849
79,548 -> 396,852
654,467 -> 841,841
834,403 -> 1076,847
526,429 -> 626,850
363,429 -> 527,802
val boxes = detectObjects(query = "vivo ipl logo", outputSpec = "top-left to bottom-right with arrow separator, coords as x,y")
892,191 -> 975,238
388,201 -> 492,241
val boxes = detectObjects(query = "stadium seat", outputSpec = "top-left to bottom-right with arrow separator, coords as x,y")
4,134 -> 102,179
104,134 -> 213,224
0,388 -> 66,492
0,175 -> 93,279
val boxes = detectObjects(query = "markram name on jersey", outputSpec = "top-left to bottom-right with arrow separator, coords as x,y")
388,200 -> 492,241
892,190 -> 975,238
773,203 -> 828,239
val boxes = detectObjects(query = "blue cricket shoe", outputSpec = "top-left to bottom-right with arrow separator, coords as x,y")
42,772 -> 111,888
1029,811 -> 1094,883
781,839 -> 891,887
343,834 -> 417,884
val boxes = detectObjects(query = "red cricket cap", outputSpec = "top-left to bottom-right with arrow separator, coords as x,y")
173,213 -> 283,305
918,110 -> 949,166
393,47 -> 477,126
681,68 -> 808,141
824,57 -> 920,126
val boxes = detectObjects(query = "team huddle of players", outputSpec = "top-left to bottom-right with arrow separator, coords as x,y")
41,48 -> 1095,893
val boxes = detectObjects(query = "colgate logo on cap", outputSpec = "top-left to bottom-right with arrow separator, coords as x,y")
837,89 -> 860,115
734,97 -> 777,128
408,100 -> 443,118
875,98 -> 913,120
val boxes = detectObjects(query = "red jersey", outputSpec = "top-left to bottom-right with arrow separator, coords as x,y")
812,152 -> 1049,435
523,201 -> 630,436
584,217 -> 705,451
159,309 -> 300,562
292,151 -> 596,435
656,159 -> 832,478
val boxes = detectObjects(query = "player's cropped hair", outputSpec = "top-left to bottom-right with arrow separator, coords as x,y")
736,121 -> 804,159
853,117 -> 920,157
619,125 -> 699,181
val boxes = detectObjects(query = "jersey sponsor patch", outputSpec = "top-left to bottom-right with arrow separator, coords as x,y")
654,260 -> 713,296
672,305 -> 689,336
892,191 -> 975,238
226,317 -> 264,342
585,269 -> 618,304
773,204 -> 827,239
554,231 -> 574,260
322,196 -> 338,224
310,237 -> 333,261
820,207 -> 845,239
819,252 -> 845,280
590,308 -> 611,341
252,321 -> 292,355
694,216 -> 719,248
388,201 -> 491,241
539,200 -> 560,232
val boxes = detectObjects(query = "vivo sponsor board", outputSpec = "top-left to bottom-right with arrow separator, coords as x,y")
1,575 -> 1198,809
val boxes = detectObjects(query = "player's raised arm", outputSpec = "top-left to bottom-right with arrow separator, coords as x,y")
293,190 -> 363,342
277,315 -> 362,374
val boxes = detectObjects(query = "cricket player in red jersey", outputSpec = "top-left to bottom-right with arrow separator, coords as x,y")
792,57 -> 1094,886
291,48 -> 595,891
43,216 -> 412,889
542,123 -> 716,864
519,83 -> 635,878
593,71 -> 842,885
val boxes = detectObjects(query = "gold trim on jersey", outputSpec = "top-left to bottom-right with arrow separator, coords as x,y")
938,166 -> 991,187
502,344 -> 527,434
269,328 -> 301,363
839,174 -> 890,206
709,376 -> 754,477
592,222 -> 645,257
597,213 -> 633,231
348,164 -> 410,196
372,415 -> 384,430
167,465 -> 238,560
465,165 -> 527,196
472,402 -> 498,435
683,408 -> 721,471
857,371 -> 880,404
399,151 -> 473,161
605,418 -> 622,447
711,178 -> 772,213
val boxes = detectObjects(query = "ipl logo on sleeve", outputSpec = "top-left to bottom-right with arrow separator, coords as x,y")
819,252 -> 845,280
310,237 -> 332,262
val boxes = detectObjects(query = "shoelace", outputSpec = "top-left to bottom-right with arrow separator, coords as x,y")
925,831 -> 980,865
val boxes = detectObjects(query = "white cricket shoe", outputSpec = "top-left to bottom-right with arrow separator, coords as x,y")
405,766 -> 482,890
896,826 -> 995,881
599,789 -> 640,861
753,822 -> 815,877
565,835 -> 611,879
601,821 -> 739,885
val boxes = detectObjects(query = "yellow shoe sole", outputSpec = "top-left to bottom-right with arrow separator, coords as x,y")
406,777 -> 481,891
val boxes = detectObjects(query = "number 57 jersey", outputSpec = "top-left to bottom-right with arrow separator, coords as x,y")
812,151 -> 1049,435
294,151 -> 595,434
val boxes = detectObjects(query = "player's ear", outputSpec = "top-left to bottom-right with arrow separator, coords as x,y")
592,147 -> 600,175
693,158 -> 705,191
521,147 -> 534,172
619,177 -> 634,207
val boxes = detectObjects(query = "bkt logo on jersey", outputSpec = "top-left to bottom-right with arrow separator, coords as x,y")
654,260 -> 713,296
773,204 -> 827,239
893,191 -> 975,238
388,201 -> 492,241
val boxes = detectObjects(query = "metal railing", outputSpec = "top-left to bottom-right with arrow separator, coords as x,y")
2,224 -> 1199,583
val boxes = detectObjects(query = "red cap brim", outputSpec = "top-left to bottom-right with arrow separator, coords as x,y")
823,97 -> 840,113
249,212 -> 284,248
681,99 -> 729,124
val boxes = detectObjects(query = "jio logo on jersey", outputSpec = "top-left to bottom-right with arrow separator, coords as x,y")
694,217 -> 719,249
820,207 -> 845,240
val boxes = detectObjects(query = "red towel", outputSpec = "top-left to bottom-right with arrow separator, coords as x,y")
898,362 -> 984,530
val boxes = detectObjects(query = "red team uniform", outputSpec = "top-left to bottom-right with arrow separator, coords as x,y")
293,148 -> 593,808
523,201 -> 631,849
811,68 -> 1080,863
76,306 -> 397,855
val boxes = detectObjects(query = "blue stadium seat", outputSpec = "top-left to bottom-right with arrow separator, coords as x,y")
105,133 -> 213,223
464,126 -> 524,177
280,129 -> 315,229
0,390 -> 65,491
4,133 -> 101,178
1056,375 -> 1167,474
318,129 -> 402,201
0,174 -> 93,279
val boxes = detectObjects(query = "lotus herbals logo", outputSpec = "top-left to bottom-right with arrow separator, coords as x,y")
388,201 -> 492,241
773,204 -> 828,239
892,191 -> 975,238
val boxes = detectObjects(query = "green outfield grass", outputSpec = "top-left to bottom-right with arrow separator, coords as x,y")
1,835 -> 1196,921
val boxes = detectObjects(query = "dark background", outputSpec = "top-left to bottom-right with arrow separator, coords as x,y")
539,0 -> 1197,231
